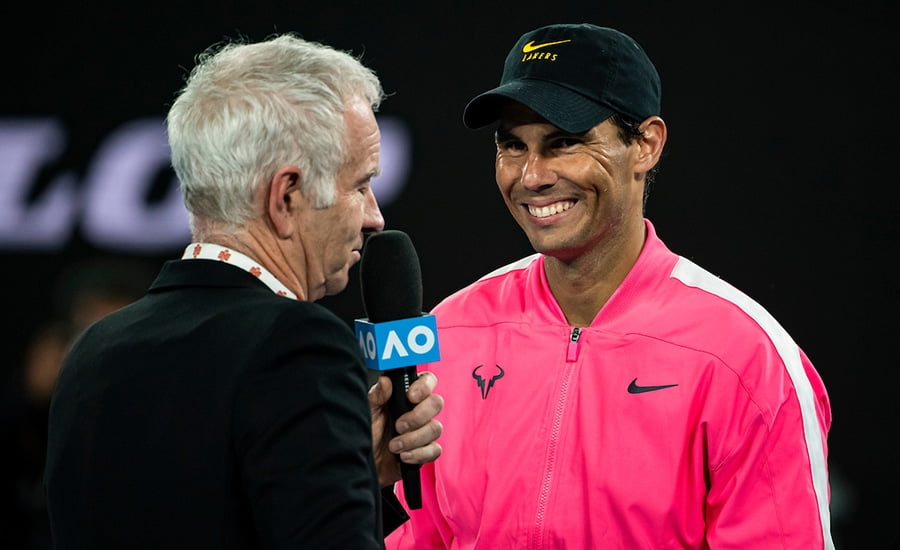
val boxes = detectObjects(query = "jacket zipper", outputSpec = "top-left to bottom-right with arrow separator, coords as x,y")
532,327 -> 581,548
566,327 -> 582,362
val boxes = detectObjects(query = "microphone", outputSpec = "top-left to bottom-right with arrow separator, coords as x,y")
354,230 -> 440,510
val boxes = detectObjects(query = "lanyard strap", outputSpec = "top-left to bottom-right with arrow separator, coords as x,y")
182,243 -> 298,300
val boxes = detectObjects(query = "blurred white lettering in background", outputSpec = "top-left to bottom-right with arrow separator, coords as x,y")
0,116 -> 412,252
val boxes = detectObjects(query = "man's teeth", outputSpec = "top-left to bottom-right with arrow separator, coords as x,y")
528,201 -> 574,218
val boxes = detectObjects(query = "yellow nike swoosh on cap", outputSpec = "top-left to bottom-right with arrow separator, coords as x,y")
521,39 -> 572,53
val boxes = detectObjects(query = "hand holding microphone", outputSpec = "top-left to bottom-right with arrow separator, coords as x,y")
356,230 -> 442,510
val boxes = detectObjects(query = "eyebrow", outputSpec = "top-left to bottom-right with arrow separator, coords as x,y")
363,167 -> 381,180
494,128 -> 516,143
354,167 -> 381,188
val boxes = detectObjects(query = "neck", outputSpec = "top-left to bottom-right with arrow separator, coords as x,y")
543,220 -> 646,327
194,226 -> 308,301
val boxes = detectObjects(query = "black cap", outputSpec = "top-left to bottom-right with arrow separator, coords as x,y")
463,24 -> 661,133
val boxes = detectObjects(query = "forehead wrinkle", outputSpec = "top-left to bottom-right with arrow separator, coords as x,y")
495,124 -> 587,144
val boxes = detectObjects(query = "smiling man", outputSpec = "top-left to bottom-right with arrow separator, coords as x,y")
386,23 -> 835,549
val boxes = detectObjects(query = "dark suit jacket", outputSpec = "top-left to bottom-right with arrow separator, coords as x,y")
45,259 -> 405,549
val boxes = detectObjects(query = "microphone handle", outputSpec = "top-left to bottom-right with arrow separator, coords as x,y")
386,365 -> 422,509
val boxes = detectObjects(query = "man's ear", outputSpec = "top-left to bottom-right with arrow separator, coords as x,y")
634,116 -> 667,174
267,165 -> 303,239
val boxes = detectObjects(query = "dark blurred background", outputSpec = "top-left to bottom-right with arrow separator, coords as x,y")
1,1 -> 896,547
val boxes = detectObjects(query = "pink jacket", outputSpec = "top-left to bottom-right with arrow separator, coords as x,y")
386,220 -> 833,549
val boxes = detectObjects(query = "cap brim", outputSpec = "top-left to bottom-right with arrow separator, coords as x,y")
463,79 -> 614,134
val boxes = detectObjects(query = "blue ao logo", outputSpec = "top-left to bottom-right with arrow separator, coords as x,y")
354,315 -> 440,371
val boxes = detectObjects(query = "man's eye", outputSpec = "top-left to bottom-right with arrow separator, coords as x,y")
498,140 -> 526,152
555,138 -> 581,148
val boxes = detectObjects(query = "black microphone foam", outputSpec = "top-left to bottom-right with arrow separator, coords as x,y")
360,230 -> 423,322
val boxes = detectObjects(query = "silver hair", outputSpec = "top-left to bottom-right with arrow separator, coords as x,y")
166,33 -> 384,232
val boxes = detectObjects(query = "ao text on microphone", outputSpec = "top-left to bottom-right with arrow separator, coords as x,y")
354,315 -> 441,371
